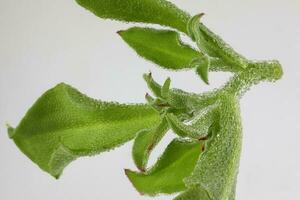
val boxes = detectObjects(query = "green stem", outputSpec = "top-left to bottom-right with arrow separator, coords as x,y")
209,57 -> 240,73
223,60 -> 283,98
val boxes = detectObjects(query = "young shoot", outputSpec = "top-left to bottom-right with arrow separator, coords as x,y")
8,0 -> 283,199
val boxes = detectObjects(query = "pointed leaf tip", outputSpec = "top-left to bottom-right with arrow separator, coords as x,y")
162,77 -> 171,98
143,72 -> 163,98
193,13 -> 205,22
187,13 -> 205,40
7,124 -> 15,138
191,56 -> 210,84
125,168 -> 145,195
117,30 -> 124,35
145,93 -> 155,105
196,64 -> 209,85
143,72 -> 151,80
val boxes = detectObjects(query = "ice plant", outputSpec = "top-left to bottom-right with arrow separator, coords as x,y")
7,0 -> 283,199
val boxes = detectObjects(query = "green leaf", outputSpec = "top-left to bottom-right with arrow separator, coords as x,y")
8,83 -> 160,178
126,139 -> 203,196
119,27 -> 200,70
143,72 -> 162,98
166,113 -> 207,139
75,0 -> 191,33
161,77 -> 171,99
165,113 -> 189,137
191,56 -> 210,84
167,104 -> 218,138
184,95 -> 242,200
188,14 -> 248,71
132,117 -> 169,171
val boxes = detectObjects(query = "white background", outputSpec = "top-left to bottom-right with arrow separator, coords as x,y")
1,0 -> 299,199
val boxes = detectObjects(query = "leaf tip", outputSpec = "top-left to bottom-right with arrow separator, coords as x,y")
203,78 -> 209,85
161,77 -> 171,98
124,169 -> 145,195
143,71 -> 152,82
195,61 -> 210,85
117,30 -> 125,36
145,93 -> 155,104
6,123 -> 15,138
193,13 -> 205,22
124,168 -> 130,175
165,77 -> 171,84
53,173 -> 61,180
138,166 -> 146,173
197,13 -> 205,18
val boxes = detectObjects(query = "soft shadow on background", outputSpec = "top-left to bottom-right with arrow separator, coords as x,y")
0,0 -> 299,199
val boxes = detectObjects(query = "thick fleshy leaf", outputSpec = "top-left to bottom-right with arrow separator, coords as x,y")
161,77 -> 171,99
132,118 -> 169,171
126,139 -> 203,196
196,64 -> 209,84
8,83 -> 160,178
166,113 -> 204,139
75,0 -> 191,33
188,14 -> 248,71
184,95 -> 242,200
166,105 -> 217,139
191,56 -> 210,84
119,27 -> 200,70
143,73 -> 162,98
